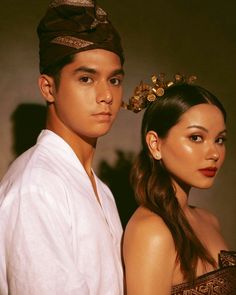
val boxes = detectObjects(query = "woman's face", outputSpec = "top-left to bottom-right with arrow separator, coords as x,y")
159,103 -> 226,190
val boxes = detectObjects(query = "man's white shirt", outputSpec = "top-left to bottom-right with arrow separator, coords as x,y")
0,130 -> 123,295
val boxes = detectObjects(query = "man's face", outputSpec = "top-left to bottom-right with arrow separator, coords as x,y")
47,49 -> 124,142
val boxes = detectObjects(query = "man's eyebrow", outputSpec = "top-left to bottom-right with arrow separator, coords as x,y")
73,66 -> 97,75
111,69 -> 125,76
73,66 -> 125,76
187,125 -> 227,134
187,125 -> 208,132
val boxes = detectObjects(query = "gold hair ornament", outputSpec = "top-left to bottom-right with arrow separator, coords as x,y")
122,73 -> 197,113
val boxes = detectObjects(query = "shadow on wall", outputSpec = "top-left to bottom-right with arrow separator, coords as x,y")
98,150 -> 138,228
11,103 -> 47,157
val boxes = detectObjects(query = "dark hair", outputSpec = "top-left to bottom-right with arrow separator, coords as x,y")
42,54 -> 75,89
131,83 -> 226,281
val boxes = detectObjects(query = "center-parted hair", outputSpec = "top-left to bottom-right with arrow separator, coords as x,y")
131,83 -> 226,281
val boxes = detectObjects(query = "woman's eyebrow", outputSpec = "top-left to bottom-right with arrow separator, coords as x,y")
187,125 -> 208,132
187,125 -> 227,135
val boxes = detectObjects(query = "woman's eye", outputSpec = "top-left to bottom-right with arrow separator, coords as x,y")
190,135 -> 203,142
216,137 -> 226,145
79,76 -> 93,83
110,77 -> 122,86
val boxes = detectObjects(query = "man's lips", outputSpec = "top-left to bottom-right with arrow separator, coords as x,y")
94,111 -> 111,115
198,167 -> 217,177
92,112 -> 112,121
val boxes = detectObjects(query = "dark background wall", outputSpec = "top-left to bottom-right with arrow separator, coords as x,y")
0,0 -> 235,247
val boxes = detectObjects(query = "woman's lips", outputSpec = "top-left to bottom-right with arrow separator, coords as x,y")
199,167 -> 217,177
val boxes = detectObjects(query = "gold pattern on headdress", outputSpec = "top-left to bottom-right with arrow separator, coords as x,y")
96,7 -> 107,17
49,0 -> 94,8
51,36 -> 94,49
95,6 -> 108,23
89,6 -> 108,28
123,73 -> 197,113
90,19 -> 99,29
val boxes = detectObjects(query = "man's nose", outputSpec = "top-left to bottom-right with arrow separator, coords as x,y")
96,82 -> 113,104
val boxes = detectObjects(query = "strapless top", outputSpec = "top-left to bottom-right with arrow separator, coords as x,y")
171,250 -> 236,295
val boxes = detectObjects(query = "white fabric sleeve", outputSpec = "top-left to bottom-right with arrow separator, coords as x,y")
5,186 -> 89,295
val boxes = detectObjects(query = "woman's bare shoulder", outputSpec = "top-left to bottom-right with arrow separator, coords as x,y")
124,206 -> 175,253
123,206 -> 176,293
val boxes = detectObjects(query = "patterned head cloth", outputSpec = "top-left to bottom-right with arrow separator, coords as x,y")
37,0 -> 124,74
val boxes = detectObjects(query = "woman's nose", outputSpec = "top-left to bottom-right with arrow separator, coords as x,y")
206,144 -> 220,161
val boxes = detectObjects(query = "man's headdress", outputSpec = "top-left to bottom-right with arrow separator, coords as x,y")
37,0 -> 124,73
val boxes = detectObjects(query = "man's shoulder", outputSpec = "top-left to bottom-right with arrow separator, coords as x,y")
0,145 -> 66,203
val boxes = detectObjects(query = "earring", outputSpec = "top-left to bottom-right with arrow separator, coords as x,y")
155,152 -> 161,160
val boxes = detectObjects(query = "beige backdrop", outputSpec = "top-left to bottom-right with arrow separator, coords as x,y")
0,0 -> 235,247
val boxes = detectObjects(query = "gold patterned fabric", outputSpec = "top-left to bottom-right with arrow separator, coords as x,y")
171,251 -> 236,295
37,0 -> 124,74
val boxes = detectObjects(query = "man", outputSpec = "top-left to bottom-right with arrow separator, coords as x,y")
0,0 -> 125,294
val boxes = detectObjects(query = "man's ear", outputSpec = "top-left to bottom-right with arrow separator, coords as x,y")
38,74 -> 56,103
146,131 -> 162,160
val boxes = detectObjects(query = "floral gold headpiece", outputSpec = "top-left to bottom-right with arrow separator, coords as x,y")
122,73 -> 197,113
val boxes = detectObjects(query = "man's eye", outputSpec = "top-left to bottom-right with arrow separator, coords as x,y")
190,135 -> 203,142
110,77 -> 122,86
79,76 -> 93,83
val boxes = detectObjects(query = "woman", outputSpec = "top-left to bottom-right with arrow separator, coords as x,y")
123,75 -> 236,294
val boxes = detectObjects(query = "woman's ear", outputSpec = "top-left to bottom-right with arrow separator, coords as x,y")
146,131 -> 162,160
38,74 -> 56,103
